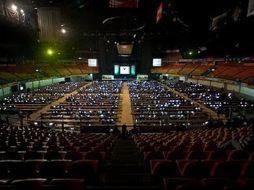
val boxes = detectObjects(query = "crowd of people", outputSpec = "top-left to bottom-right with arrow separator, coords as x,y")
40,81 -> 122,129
128,81 -> 209,128
164,81 -> 254,118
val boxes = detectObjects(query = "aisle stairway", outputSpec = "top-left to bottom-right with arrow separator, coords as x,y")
89,137 -> 163,190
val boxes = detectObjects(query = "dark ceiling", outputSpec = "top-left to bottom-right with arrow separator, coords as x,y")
2,0 -> 254,58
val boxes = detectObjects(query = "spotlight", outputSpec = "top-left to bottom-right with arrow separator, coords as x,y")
46,48 -> 54,56
61,28 -> 66,34
11,4 -> 18,11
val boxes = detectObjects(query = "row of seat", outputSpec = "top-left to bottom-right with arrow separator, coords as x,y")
40,81 -> 122,127
151,160 -> 254,180
163,177 -> 254,190
164,81 -> 254,116
144,150 -> 254,161
134,127 -> 252,153
128,81 -> 208,127
0,178 -> 85,190
0,150 -> 106,161
0,159 -> 98,180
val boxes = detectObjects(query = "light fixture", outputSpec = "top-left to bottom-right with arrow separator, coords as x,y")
11,4 -> 18,11
61,28 -> 66,34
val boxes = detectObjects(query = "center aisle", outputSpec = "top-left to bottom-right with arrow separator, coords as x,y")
118,82 -> 134,128
92,136 -> 163,190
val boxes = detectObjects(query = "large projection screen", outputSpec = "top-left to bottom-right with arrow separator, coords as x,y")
153,58 -> 162,67
120,66 -> 130,74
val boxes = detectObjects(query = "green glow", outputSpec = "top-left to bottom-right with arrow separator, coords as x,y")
114,65 -> 120,75
131,65 -> 136,75
47,48 -> 54,56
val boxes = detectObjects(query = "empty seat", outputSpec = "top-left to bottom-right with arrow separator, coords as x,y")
0,161 -> 9,179
236,178 -> 254,190
144,151 -> 164,161
163,177 -> 202,190
67,160 -> 98,181
201,178 -> 232,190
187,151 -> 208,160
24,151 -> 45,160
65,151 -> 85,161
39,160 -> 71,178
208,150 -> 228,161
6,160 -> 26,178
11,178 -> 47,190
181,160 -> 210,178
211,161 -> 244,178
48,178 -> 86,190
227,150 -> 250,161
84,151 -> 106,161
24,159 -> 46,178
240,161 -> 254,177
150,160 -> 181,181
164,151 -> 188,160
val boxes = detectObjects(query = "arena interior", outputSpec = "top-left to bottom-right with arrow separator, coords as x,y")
1,0 -> 254,189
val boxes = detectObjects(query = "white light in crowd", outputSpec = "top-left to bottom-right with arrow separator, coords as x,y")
35,69 -> 39,72
34,122 -> 38,126
20,9 -> 24,14
78,57 -> 82,60
34,7 -> 37,10
61,28 -> 66,34
49,122 -> 54,126
11,4 -> 18,11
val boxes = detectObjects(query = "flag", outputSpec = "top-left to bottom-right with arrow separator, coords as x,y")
156,1 -> 163,23
109,0 -> 139,8
210,11 -> 228,31
247,0 -> 254,17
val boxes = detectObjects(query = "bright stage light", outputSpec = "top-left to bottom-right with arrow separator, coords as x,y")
11,4 -> 18,11
61,28 -> 66,34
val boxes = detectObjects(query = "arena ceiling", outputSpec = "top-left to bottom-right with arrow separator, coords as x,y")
3,0 -> 254,58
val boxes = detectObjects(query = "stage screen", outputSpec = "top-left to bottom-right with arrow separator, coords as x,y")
131,65 -> 136,75
120,66 -> 130,74
117,44 -> 133,55
114,65 -> 120,75
88,59 -> 97,67
153,58 -> 162,67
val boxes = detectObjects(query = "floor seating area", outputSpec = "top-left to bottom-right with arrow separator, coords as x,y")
40,81 -> 122,129
0,82 -> 87,116
0,80 -> 253,190
128,81 -> 208,129
164,81 -> 254,117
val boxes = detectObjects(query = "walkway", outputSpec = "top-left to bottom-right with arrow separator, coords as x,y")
159,82 -> 226,120
99,137 -> 162,190
118,82 -> 134,128
28,82 -> 92,122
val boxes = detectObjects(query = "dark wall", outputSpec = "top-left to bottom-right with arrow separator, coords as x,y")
98,38 -> 152,76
